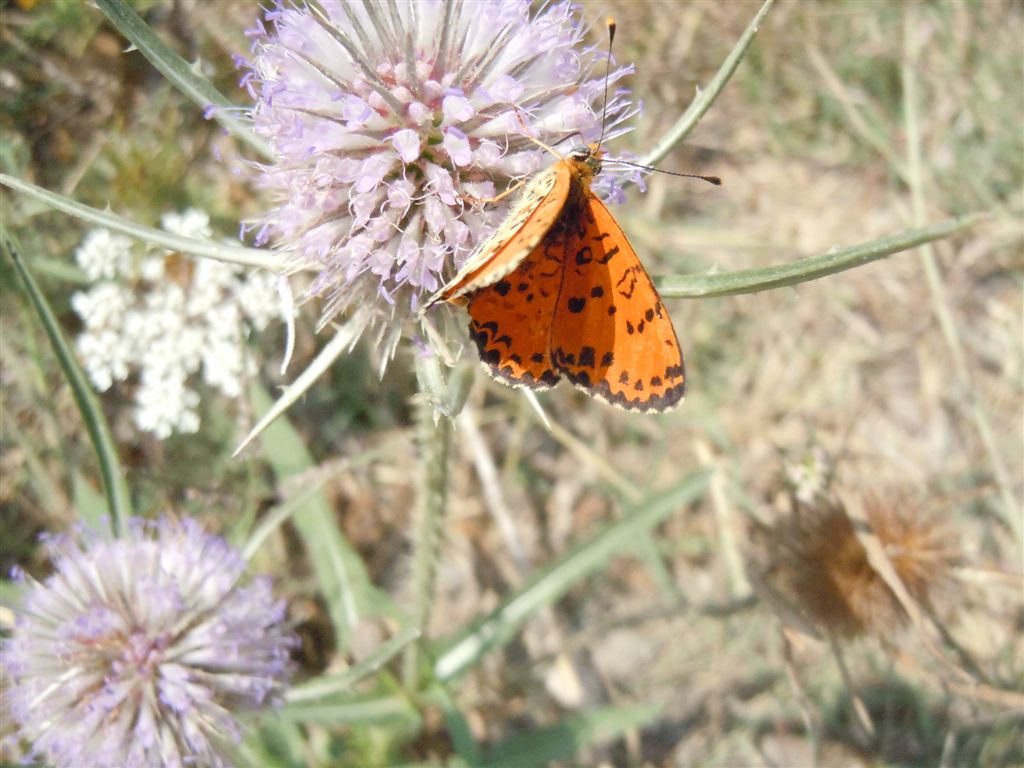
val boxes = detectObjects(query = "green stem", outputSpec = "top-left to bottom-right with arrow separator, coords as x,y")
0,174 -> 285,271
94,0 -> 272,159
657,213 -> 987,298
402,358 -> 453,688
639,0 -> 775,169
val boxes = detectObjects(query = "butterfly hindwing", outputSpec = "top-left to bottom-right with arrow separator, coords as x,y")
549,194 -> 685,412
465,236 -> 565,388
425,163 -> 570,307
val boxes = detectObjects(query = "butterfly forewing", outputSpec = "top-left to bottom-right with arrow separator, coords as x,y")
424,164 -> 570,307
549,194 -> 685,412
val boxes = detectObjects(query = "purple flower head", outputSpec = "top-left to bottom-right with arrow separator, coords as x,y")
243,0 -> 638,352
3,517 -> 296,768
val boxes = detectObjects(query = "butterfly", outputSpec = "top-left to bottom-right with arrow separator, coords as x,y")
424,142 -> 692,412
422,19 -> 718,412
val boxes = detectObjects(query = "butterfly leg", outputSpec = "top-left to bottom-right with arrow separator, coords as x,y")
461,178 -> 527,207
509,106 -> 567,161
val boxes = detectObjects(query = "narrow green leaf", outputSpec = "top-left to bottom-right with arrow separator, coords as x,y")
238,435 -> 399,557
422,685 -> 481,764
658,213 -> 988,299
27,256 -> 89,284
640,0 -> 775,168
250,382 -> 397,646
475,704 -> 661,768
0,174 -> 284,271
0,579 -> 25,612
433,470 -> 710,682
245,720 -> 315,768
241,472 -> 334,562
276,692 -> 421,729
286,626 -> 420,703
3,236 -> 132,535
72,471 -> 110,533
93,0 -> 272,159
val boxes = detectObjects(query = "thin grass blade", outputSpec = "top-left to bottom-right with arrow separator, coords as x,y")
244,721 -> 307,768
276,692 -> 421,729
72,471 -> 110,533
250,382 -> 398,646
474,703 -> 661,768
0,579 -> 25,613
422,685 -> 481,764
4,235 -> 132,535
286,626 -> 420,703
433,470 -> 710,682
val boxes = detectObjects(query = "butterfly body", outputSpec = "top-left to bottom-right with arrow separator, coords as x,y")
426,144 -> 686,412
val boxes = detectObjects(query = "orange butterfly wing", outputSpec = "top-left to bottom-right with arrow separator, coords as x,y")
548,193 -> 685,412
464,235 -> 565,388
423,163 -> 570,307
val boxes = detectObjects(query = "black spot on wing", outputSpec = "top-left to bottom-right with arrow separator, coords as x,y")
567,297 -> 586,313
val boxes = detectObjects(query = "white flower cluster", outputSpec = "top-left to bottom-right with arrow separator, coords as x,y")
72,211 -> 279,439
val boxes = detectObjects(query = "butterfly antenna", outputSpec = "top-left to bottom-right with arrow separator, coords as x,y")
596,17 -> 616,152
607,158 -> 722,186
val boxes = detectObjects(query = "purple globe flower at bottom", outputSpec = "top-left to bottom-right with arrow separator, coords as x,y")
3,517 -> 296,768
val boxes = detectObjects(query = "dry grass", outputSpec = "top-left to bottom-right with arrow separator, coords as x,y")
1,0 -> 1021,765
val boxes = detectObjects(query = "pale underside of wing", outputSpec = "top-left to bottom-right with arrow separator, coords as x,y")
423,162 -> 569,308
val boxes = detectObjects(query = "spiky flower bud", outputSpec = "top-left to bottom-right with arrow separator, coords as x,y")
749,493 -> 958,640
